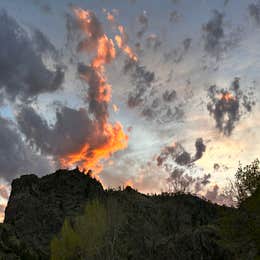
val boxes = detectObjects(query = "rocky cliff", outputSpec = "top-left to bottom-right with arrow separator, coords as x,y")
2,168 -> 103,259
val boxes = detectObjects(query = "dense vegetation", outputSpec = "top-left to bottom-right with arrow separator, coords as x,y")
51,160 -> 260,260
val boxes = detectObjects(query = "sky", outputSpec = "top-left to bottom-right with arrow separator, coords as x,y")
0,0 -> 260,219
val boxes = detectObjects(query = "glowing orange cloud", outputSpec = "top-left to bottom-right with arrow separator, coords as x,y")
104,10 -> 138,62
59,7 -> 130,174
220,92 -> 236,102
115,25 -> 138,61
60,122 -> 128,173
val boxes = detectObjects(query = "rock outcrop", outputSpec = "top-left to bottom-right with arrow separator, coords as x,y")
4,168 -> 103,258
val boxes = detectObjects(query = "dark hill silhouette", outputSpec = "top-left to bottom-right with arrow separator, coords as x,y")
0,168 -> 259,259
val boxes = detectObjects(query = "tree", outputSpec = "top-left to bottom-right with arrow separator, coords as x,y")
235,159 -> 260,203
51,200 -> 108,260
51,219 -> 80,260
166,168 -> 210,194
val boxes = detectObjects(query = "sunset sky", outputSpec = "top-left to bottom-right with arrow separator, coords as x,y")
0,0 -> 259,218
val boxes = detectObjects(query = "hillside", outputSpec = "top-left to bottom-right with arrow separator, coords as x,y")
0,169 -> 259,259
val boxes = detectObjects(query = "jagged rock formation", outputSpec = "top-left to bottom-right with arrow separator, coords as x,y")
3,168 -> 103,259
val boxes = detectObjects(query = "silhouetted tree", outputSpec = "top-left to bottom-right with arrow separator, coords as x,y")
234,159 -> 260,203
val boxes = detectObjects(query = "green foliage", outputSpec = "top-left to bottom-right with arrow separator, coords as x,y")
75,200 -> 107,258
51,219 -> 80,260
235,159 -> 260,203
51,200 -> 108,260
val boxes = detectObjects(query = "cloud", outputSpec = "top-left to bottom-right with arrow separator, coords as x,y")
207,78 -> 256,135
0,204 -> 5,217
77,63 -> 110,120
16,100 -> 128,172
202,10 -> 225,59
32,29 -> 58,57
164,37 -> 192,64
137,11 -> 149,38
0,186 -> 9,200
224,0 -> 230,7
17,106 -> 96,160
162,90 -> 177,102
0,10 -> 64,102
0,115 -> 51,182
248,2 -> 260,25
145,34 -> 162,51
202,10 -> 241,59
124,58 -> 185,123
205,184 -> 219,201
213,163 -> 229,172
124,60 -> 155,108
65,12 -> 80,48
193,138 -> 206,162
31,0 -> 52,14
157,138 -> 207,167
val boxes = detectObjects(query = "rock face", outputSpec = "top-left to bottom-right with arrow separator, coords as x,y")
4,168 -> 103,258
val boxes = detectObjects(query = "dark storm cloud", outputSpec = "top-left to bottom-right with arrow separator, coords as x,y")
193,138 -> 206,162
207,78 -> 255,136
0,115 -> 51,182
17,106 -> 95,159
175,151 -> 191,166
157,138 -> 206,167
0,10 -> 64,102
16,104 -> 121,166
248,2 -> 260,25
32,29 -> 57,57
